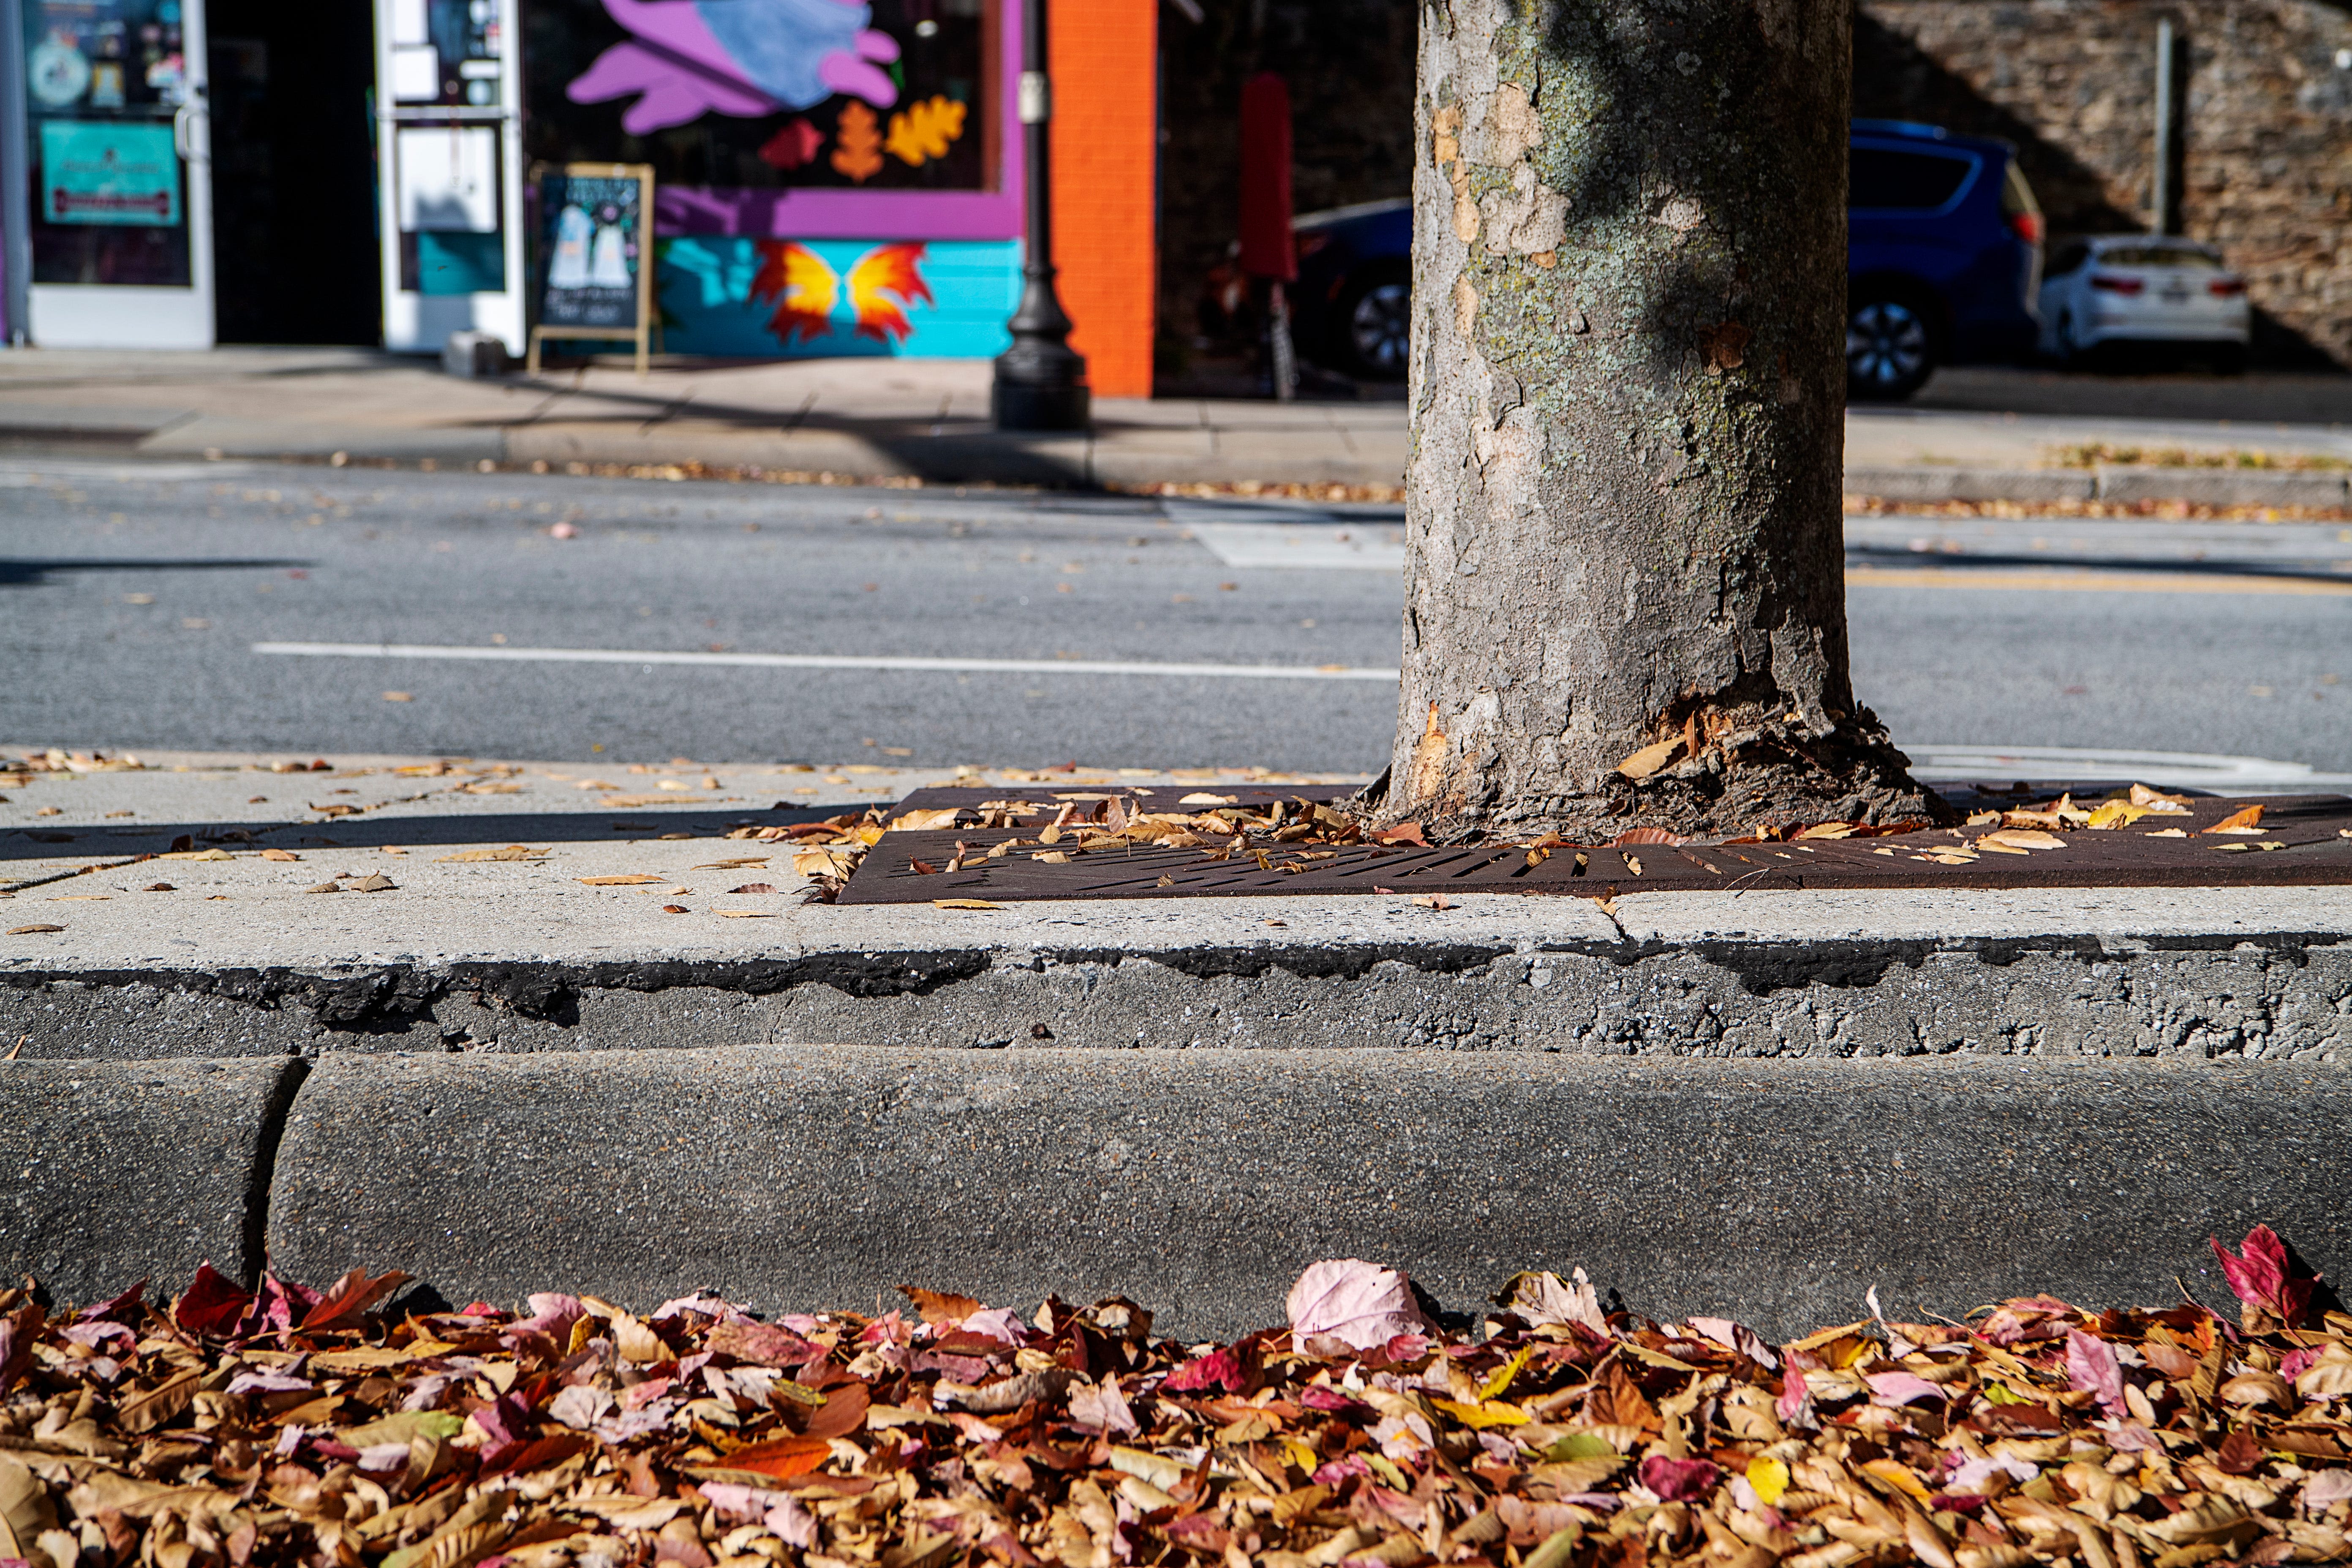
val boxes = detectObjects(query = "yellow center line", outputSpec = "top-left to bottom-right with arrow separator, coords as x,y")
1846,565 -> 2352,596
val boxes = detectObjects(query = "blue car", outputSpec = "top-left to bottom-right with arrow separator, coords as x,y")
1847,120 -> 2044,399
1287,121 -> 2044,401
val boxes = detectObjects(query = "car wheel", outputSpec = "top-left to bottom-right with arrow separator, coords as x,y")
1846,295 -> 1936,401
1332,264 -> 1411,381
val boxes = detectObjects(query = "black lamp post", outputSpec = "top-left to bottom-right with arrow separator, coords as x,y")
991,0 -> 1090,431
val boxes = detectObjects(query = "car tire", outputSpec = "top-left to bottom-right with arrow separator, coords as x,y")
1846,292 -> 1938,401
1330,263 -> 1411,382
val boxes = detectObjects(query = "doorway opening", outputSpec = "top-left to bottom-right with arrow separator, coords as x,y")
207,0 -> 380,343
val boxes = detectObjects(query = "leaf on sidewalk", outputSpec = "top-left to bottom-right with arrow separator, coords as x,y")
577,875 -> 664,886
436,845 -> 545,862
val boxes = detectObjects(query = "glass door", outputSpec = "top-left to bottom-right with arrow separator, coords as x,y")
22,0 -> 213,347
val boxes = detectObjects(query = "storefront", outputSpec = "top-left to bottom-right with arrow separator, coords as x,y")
0,0 -> 1156,393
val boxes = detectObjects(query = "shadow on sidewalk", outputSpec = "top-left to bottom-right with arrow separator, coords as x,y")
0,803 -> 851,864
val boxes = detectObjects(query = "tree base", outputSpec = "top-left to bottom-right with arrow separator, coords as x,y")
1364,709 -> 1957,845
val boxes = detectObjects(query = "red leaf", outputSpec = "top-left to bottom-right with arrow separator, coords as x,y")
174,1263 -> 253,1335
300,1266 -> 411,1331
1371,822 -> 1429,847
75,1277 -> 147,1326
795,1381 -> 871,1440
2210,1224 -> 2317,1325
1163,1346 -> 1250,1393
2216,1429 -> 2266,1475
1612,827 -> 1687,846
718,1436 -> 834,1480
1639,1454 -> 1723,1501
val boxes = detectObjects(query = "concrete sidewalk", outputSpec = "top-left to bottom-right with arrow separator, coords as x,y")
3,749 -> 2348,1329
0,347 -> 2345,504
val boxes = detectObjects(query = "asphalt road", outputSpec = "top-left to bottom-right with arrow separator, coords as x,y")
4,457 -> 2347,773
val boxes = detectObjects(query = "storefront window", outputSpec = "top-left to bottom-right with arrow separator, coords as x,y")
23,0 -> 192,286
523,0 -> 992,193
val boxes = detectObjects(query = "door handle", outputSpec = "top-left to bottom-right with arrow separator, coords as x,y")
173,101 -> 209,162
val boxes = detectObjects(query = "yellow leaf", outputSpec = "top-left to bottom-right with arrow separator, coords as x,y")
714,910 -> 776,918
1747,1456 -> 1790,1506
1796,822 -> 1859,839
885,95 -> 968,167
1982,829 -> 2065,849
2205,803 -> 2265,834
933,898 -> 1003,910
1477,1345 -> 1536,1402
158,848 -> 235,861
576,874 -> 664,885
1431,1396 -> 1530,1429
2145,828 -> 2189,838
1862,1457 -> 1933,1503
436,845 -> 544,862
2084,800 -> 2147,830
1616,737 -> 1682,780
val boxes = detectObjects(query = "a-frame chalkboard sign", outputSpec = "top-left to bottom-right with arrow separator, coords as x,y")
527,163 -> 657,376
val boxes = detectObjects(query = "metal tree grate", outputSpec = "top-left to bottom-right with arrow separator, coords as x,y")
833,784 -> 2352,904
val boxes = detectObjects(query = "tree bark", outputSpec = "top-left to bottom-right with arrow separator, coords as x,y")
1385,0 -> 1946,840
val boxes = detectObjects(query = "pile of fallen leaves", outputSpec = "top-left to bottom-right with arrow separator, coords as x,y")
5,1228 -> 2351,1568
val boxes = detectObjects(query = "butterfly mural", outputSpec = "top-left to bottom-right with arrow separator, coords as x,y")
568,0 -> 901,136
750,241 -> 934,346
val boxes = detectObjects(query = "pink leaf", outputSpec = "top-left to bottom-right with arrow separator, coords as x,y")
1640,1455 -> 1723,1502
1067,1377 -> 1140,1436
2305,1471 -> 2352,1512
2065,1329 -> 2125,1411
1285,1259 -> 1435,1354
1865,1370 -> 1945,1407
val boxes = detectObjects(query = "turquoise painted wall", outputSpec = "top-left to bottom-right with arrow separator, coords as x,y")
656,237 -> 1020,359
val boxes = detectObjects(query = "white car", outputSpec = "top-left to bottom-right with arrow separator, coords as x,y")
2038,237 -> 2250,369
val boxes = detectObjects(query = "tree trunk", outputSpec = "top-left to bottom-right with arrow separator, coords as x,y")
1384,0 -> 1946,840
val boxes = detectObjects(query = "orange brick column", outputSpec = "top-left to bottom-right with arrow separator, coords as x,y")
1048,0 -> 1158,399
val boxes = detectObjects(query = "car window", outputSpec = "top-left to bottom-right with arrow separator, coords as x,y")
2048,242 -> 2091,275
2094,245 -> 2222,268
1850,147 -> 1975,210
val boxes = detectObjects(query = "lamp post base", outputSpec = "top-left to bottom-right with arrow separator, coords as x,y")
990,374 -> 1092,433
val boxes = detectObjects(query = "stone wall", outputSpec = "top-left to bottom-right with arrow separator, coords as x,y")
1855,0 -> 2352,365
1153,0 -> 2352,373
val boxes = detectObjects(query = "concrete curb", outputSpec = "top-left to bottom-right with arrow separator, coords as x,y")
7,886 -> 2351,1062
1846,463 -> 2351,508
0,1056 -> 302,1306
4,1045 -> 2333,1337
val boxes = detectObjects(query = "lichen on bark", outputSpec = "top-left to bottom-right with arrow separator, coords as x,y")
1383,0 -> 1948,841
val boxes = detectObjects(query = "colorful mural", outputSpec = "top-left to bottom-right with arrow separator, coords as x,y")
526,0 -> 993,195
657,236 -> 1018,357
566,0 -> 901,136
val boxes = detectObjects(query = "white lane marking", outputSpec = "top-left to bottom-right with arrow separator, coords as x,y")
250,642 -> 1402,682
1905,745 -> 2352,789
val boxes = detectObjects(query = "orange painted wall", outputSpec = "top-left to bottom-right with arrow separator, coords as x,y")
1048,0 -> 1159,399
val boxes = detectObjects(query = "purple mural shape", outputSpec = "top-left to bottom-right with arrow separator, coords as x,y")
568,0 -> 901,136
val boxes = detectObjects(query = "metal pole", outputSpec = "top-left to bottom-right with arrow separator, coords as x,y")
0,0 -> 30,344
2152,17 -> 2176,236
991,0 -> 1090,431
